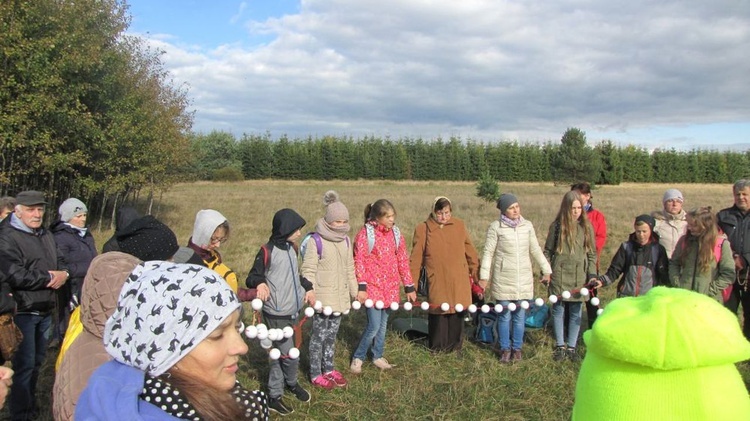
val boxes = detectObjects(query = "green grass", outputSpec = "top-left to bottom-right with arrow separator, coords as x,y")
6,180 -> 750,420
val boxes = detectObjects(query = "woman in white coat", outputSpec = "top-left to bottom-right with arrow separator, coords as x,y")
479,194 -> 551,363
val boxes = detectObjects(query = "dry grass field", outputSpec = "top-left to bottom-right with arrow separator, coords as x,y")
9,180 -> 749,421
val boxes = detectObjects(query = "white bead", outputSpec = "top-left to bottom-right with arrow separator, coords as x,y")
468,304 -> 477,313
251,299 -> 264,311
440,302 -> 450,311
304,307 -> 315,318
403,302 -> 413,311
390,302 -> 400,311
269,348 -> 281,360
351,300 -> 362,310
454,303 -> 464,312
534,298 -> 545,307
481,304 -> 490,313
549,295 -> 558,304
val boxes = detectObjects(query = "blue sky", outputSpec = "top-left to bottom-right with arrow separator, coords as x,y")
126,0 -> 750,150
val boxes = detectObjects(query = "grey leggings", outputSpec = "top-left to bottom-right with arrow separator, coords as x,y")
308,313 -> 342,379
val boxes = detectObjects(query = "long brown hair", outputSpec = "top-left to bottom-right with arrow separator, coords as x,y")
161,369 -> 245,421
552,191 -> 593,254
684,207 -> 719,272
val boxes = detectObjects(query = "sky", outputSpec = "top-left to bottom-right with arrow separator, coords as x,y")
125,0 -> 750,150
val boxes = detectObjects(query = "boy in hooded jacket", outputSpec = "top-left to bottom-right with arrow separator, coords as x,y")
246,208 -> 315,416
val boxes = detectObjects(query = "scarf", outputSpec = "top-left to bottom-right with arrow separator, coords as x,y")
64,222 -> 88,237
315,218 -> 349,242
501,214 -> 525,228
140,375 -> 269,420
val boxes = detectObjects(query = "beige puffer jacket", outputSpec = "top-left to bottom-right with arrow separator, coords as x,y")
480,218 -> 552,301
652,209 -> 688,258
52,252 -> 142,421
300,233 -> 357,313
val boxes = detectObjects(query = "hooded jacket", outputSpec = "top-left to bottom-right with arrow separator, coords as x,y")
543,220 -> 597,301
245,209 -> 311,316
102,207 -> 141,253
599,234 -> 669,298
480,218 -> 551,301
669,235 -> 735,301
53,252 -> 142,421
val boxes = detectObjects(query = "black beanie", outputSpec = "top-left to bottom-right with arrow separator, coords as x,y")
634,214 -> 656,231
117,215 -> 179,261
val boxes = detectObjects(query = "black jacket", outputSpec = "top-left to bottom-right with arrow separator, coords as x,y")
51,221 -> 97,296
0,215 -> 67,313
599,234 -> 669,297
717,205 -> 750,267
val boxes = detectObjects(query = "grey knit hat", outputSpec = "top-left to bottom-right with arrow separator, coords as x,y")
59,198 -> 87,222
663,189 -> 684,203
496,193 -> 519,213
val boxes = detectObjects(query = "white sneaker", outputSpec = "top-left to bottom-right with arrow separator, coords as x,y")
373,358 -> 393,370
350,358 -> 363,374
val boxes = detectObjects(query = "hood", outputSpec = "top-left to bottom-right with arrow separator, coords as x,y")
115,207 -> 141,233
270,208 -> 306,243
80,252 -> 142,338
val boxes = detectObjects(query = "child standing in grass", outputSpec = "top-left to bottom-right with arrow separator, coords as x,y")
543,191 -> 597,362
350,199 -> 416,373
669,206 -> 735,302
246,208 -> 316,417
300,191 -> 358,389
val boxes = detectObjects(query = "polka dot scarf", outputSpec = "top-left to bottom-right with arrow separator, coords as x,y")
140,375 -> 269,420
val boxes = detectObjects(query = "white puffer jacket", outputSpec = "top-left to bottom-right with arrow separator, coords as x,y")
480,218 -> 552,301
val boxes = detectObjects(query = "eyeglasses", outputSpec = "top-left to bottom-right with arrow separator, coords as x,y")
210,236 -> 228,244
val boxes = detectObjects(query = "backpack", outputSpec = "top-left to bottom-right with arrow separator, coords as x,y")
474,311 -> 498,344
364,224 -> 401,254
299,232 -> 350,260
524,303 -> 549,329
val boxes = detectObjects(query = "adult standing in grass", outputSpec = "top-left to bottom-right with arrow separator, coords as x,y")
717,179 -> 750,340
479,194 -> 551,363
543,191 -> 597,362
187,209 -> 238,292
652,188 -> 688,258
570,182 -> 606,329
76,262 -> 268,420
0,190 -> 69,421
669,207 -> 734,301
410,196 -> 480,353
51,198 -> 97,340
351,199 -> 416,373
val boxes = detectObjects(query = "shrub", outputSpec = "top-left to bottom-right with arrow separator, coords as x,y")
212,166 -> 244,182
475,171 -> 500,203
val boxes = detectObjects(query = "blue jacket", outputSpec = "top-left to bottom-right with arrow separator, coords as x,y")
76,360 -> 181,420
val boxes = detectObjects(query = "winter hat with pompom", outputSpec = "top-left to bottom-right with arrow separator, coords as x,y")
323,190 -> 349,223
572,286 -> 750,421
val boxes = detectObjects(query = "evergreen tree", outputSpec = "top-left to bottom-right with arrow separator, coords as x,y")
550,128 -> 602,184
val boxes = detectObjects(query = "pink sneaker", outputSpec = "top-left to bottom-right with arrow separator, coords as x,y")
311,374 -> 335,390
324,370 -> 348,387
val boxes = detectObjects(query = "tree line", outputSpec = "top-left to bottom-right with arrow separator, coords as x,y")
191,129 -> 750,185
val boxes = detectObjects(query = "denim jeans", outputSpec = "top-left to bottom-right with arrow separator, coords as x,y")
353,308 -> 389,360
10,313 -> 52,421
496,300 -> 526,351
552,301 -> 582,348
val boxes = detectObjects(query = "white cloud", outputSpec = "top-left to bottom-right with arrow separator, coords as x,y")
135,0 -> 750,147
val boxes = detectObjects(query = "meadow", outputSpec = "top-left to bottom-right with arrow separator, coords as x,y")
10,180 -> 750,420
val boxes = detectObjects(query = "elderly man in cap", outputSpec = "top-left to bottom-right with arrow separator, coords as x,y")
0,190 -> 68,420
718,179 -> 750,340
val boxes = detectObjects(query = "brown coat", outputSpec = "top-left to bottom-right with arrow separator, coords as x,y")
52,252 -> 142,421
410,216 -> 479,314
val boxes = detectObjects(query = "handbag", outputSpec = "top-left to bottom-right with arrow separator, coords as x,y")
0,313 -> 23,362
417,266 -> 429,297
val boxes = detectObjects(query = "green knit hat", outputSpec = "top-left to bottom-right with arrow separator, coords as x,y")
573,287 -> 750,421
